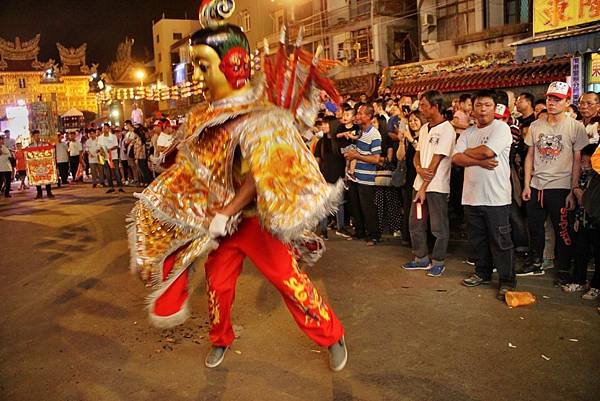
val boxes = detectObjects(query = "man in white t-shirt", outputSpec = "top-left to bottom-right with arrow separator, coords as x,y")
85,129 -> 105,187
98,123 -> 124,193
131,103 -> 144,125
67,132 -> 83,183
402,90 -> 455,276
55,132 -> 70,186
453,90 -> 516,299
518,82 -> 588,278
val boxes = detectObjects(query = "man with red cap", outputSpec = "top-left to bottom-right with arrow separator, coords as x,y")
517,82 -> 589,278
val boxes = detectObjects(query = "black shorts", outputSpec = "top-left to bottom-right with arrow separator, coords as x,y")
16,170 -> 26,179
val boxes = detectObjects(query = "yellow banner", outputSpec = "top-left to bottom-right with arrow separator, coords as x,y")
534,0 -> 600,34
590,53 -> 600,84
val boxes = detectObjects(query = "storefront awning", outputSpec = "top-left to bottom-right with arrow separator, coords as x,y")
390,57 -> 570,96
513,25 -> 600,63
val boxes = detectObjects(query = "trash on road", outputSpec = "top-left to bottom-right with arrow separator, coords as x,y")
311,349 -> 321,353
541,354 -> 551,361
508,342 -> 517,348
569,338 -> 579,342
542,295 -> 550,299
505,291 -> 536,307
234,350 -> 242,355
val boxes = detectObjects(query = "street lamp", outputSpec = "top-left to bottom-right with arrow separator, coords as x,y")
135,69 -> 146,87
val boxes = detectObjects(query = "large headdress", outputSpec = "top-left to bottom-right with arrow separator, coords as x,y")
191,0 -> 251,89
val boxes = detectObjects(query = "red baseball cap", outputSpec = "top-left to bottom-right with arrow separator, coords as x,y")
546,81 -> 572,99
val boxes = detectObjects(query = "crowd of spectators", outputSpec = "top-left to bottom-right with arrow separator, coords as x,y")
310,83 -> 600,305
1,83 -> 599,309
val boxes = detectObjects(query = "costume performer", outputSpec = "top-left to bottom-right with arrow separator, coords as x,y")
128,0 -> 347,370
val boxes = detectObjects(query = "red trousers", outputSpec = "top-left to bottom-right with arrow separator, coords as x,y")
205,217 -> 344,347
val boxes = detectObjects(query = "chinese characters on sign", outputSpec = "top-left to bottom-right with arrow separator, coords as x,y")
25,145 -> 57,185
533,0 -> 600,33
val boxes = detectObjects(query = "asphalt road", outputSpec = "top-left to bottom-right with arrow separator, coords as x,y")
1,185 -> 599,401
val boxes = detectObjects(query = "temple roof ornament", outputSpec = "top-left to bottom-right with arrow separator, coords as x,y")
0,35 -> 41,61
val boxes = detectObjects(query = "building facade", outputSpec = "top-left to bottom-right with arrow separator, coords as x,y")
0,35 -> 98,138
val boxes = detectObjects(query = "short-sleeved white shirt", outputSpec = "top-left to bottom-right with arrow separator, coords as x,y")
98,133 -> 119,160
85,138 -> 100,163
157,132 -> 174,148
68,140 -> 83,157
413,120 -> 456,193
454,119 -> 512,206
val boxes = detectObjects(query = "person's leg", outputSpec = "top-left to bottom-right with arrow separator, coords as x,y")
357,184 -> 378,241
204,237 -> 246,346
573,228 -> 591,285
1,172 -> 10,196
90,163 -> 98,186
69,156 -> 77,181
464,206 -> 493,281
45,184 -> 53,196
335,199 -> 346,231
525,188 -> 546,261
509,199 -> 529,253
427,192 -> 450,265
35,185 -> 43,198
347,181 -> 365,237
112,159 -> 123,187
484,205 -> 515,287
589,229 -> 600,289
545,189 -> 574,278
401,185 -> 412,242
129,157 -> 139,183
240,217 -> 344,347
374,186 -> 386,235
121,159 -> 129,182
104,162 -> 114,188
388,187 -> 403,233
408,190 -> 430,260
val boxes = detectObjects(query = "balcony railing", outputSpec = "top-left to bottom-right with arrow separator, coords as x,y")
264,0 -> 417,46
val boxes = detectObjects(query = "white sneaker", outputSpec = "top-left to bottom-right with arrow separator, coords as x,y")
582,287 -> 600,300
561,283 -> 586,293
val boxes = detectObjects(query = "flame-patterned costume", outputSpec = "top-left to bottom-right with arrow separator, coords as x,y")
128,2 -> 345,347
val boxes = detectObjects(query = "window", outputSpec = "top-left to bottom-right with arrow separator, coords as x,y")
437,0 -> 476,40
240,10 -> 251,32
503,0 -> 530,25
156,34 -> 160,43
158,53 -> 162,63
351,27 -> 373,63
173,32 -> 183,40
18,78 -> 26,89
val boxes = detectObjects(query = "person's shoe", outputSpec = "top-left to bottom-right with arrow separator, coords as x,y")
4,194 -> 11,198
561,283 -> 587,293
92,184 -> 97,188
47,193 -> 55,199
366,239 -> 377,246
542,258 -> 554,270
205,346 -> 228,368
464,258 -> 476,266
328,336 -> 347,372
393,230 -> 402,237
106,188 -> 115,193
582,287 -> 600,300
402,259 -> 432,270
462,274 -> 491,287
34,194 -> 42,200
515,258 -> 544,276
118,188 -> 125,193
427,264 -> 445,277
335,229 -> 351,238
496,285 -> 514,301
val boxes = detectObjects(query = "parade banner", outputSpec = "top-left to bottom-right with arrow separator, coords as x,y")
533,0 -> 600,34
24,145 -> 57,185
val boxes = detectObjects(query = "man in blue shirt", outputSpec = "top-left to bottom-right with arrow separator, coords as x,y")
344,104 -> 382,245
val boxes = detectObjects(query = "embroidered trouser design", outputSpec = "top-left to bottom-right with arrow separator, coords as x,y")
205,217 -> 344,347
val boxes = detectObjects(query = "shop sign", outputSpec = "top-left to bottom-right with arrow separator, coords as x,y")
534,0 -> 600,34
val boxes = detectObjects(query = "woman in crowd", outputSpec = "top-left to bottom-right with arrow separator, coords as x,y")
399,111 -> 426,244
134,126 -> 152,187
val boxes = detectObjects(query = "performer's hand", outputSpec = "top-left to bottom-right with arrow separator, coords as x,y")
209,213 -> 229,238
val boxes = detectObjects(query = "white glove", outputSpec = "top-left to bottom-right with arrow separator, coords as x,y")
209,213 -> 229,238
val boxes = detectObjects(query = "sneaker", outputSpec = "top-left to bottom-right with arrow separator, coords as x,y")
335,229 -> 351,238
496,285 -> 514,301
583,288 -> 600,300
462,274 -> 491,287
47,193 -> 55,199
402,259 -> 432,270
542,258 -> 554,270
515,259 -> 544,276
366,239 -> 377,246
118,188 -> 125,193
106,188 -> 115,193
205,346 -> 228,368
464,258 -> 476,266
427,264 -> 445,277
561,283 -> 587,293
393,230 -> 402,237
328,335 -> 347,372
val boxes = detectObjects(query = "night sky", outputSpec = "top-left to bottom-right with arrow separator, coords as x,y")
0,0 -> 199,72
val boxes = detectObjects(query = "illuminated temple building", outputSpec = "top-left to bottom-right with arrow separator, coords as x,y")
0,35 -> 98,138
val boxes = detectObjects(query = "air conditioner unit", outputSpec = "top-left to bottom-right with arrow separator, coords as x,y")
421,13 -> 437,27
